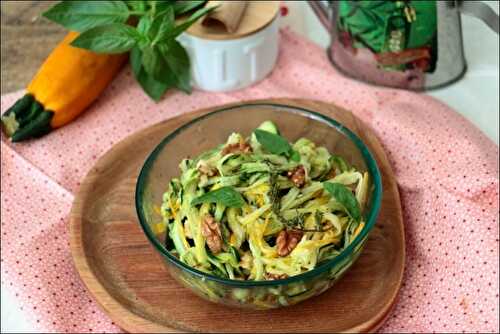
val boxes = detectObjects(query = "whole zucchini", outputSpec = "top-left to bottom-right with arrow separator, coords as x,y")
1,32 -> 127,142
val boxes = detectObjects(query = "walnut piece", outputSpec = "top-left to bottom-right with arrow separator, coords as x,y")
239,251 -> 253,270
197,160 -> 218,176
287,165 -> 306,188
326,167 -> 336,180
276,230 -> 303,257
222,138 -> 252,155
201,214 -> 223,254
265,272 -> 289,280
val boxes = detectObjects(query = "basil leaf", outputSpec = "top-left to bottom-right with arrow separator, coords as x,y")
290,149 -> 301,162
130,46 -> 143,75
130,47 -> 170,101
43,1 -> 130,32
191,186 -> 245,208
330,155 -> 350,172
173,0 -> 207,15
137,15 -> 153,36
147,0 -> 166,14
161,40 -> 191,93
162,5 -> 216,40
126,0 -> 146,12
140,46 -> 172,84
323,182 -> 361,222
71,24 -> 141,53
141,41 -> 191,92
141,45 -> 164,78
254,129 -> 292,155
151,6 -> 175,44
154,1 -> 175,14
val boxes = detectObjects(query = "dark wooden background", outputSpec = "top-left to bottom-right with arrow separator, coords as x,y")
1,1 -> 65,94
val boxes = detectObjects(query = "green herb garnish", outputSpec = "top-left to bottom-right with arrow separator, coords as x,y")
329,155 -> 351,173
173,1 -> 207,15
323,182 -> 361,222
191,186 -> 245,208
268,171 -> 329,232
314,211 -> 324,230
43,1 -> 131,32
254,129 -> 300,162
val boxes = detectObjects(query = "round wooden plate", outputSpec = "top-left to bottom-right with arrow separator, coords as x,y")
70,99 -> 405,333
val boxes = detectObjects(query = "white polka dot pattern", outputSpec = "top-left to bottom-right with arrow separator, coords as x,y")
0,28 -> 498,333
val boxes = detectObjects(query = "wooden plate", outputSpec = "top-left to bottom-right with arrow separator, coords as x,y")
70,99 -> 405,333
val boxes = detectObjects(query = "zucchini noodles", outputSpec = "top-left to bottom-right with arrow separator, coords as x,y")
158,121 -> 370,281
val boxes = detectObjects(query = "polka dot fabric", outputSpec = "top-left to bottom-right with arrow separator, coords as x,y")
1,28 -> 498,333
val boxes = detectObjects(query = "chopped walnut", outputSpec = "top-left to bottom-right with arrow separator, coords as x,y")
276,230 -> 303,257
222,138 -> 253,155
197,160 -> 217,176
239,251 -> 253,270
201,214 -> 223,254
287,165 -> 306,188
326,167 -> 336,180
265,272 -> 289,280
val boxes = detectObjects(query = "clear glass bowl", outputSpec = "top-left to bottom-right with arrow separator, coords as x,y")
135,104 -> 382,309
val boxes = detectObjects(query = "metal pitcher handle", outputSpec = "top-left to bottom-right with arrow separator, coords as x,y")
308,0 -> 332,32
458,0 -> 499,34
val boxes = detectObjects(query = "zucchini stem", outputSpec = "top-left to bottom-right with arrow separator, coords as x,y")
3,94 -> 34,117
1,113 -> 19,137
11,110 -> 54,142
1,94 -> 54,142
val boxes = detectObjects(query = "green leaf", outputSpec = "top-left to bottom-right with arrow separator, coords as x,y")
130,47 -> 170,101
126,0 -> 146,12
191,186 -> 245,208
173,0 -> 207,15
254,129 -> 292,155
147,0 -> 162,14
137,15 -> 153,35
130,46 -> 142,74
151,6 -> 175,44
323,182 -> 361,222
141,45 -> 174,84
161,40 -> 191,93
330,155 -> 350,172
141,45 -> 162,76
290,149 -> 301,162
162,5 -> 216,40
42,0 -> 130,32
71,23 -> 141,53
155,2 -> 174,14
140,41 -> 191,92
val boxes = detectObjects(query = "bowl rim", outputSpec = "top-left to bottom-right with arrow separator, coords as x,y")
135,103 -> 383,287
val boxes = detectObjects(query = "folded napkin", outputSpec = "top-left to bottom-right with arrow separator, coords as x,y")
1,28 -> 498,333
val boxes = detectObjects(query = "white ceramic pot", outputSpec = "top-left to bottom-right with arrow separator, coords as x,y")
177,16 -> 279,92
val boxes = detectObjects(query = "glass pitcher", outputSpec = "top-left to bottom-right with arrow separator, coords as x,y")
309,0 -> 499,90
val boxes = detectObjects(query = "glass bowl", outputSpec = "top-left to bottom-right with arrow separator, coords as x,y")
135,103 -> 382,310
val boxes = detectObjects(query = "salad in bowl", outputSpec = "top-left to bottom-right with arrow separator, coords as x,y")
136,104 -> 381,309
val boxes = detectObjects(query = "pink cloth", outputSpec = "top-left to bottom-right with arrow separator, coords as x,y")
1,28 -> 498,333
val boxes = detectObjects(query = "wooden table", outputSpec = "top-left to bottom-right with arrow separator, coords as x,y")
1,1 -> 65,94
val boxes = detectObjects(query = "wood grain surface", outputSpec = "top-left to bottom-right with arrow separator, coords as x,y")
70,99 -> 405,333
1,1 -> 64,94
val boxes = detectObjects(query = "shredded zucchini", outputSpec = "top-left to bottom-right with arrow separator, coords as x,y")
159,120 -> 370,281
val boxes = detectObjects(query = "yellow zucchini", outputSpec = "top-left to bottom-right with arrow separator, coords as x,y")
1,32 -> 127,142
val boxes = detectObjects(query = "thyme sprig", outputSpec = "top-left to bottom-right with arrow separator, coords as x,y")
268,169 -> 332,233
